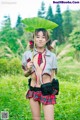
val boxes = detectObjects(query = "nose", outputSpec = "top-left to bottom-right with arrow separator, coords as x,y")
39,37 -> 43,40
39,38 -> 42,42
39,39 -> 42,41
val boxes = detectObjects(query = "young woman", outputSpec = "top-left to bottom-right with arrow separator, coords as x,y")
22,28 -> 57,120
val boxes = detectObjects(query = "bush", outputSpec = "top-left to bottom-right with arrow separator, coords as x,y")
0,58 -> 23,75
8,58 -> 22,74
0,59 -> 9,76
69,27 -> 80,51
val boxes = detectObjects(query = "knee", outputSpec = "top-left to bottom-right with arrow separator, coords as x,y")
32,116 -> 41,120
44,114 -> 54,120
44,117 -> 54,120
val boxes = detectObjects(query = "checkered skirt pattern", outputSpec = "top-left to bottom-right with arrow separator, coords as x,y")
26,90 -> 56,105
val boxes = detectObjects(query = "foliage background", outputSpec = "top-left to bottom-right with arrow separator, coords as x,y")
0,1 -> 80,120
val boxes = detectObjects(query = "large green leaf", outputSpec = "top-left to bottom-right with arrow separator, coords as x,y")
22,17 -> 58,32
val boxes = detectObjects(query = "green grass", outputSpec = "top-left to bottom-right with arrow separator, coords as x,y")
0,75 -> 30,120
55,81 -> 80,120
0,73 -> 80,120
58,60 -> 80,83
0,58 -> 80,120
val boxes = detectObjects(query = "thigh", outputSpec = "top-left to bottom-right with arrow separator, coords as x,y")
42,104 -> 54,120
30,98 -> 41,120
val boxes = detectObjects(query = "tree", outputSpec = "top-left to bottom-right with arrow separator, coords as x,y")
46,5 -> 55,40
69,26 -> 80,61
0,17 -> 20,57
16,15 -> 22,27
52,4 -> 64,44
0,28 -> 19,53
63,6 -> 73,39
70,10 -> 80,28
46,5 -> 54,21
16,15 -> 24,36
69,27 -> 80,51
37,1 -> 46,18
0,15 -> 28,58
0,16 -> 12,43
1,16 -> 11,31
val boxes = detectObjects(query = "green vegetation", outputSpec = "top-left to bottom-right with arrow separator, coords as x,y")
0,3 -> 80,60
69,27 -> 80,52
0,2 -> 80,119
0,58 -> 22,76
0,64 -> 80,120
0,47 -> 80,119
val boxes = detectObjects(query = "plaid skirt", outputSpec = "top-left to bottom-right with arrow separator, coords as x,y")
26,86 -> 56,105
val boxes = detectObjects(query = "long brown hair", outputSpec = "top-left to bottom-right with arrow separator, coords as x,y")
33,29 -> 55,51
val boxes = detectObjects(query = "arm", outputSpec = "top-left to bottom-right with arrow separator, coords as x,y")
23,61 -> 33,77
22,51 -> 33,77
51,53 -> 57,79
23,69 -> 32,77
51,69 -> 57,80
51,70 -> 55,80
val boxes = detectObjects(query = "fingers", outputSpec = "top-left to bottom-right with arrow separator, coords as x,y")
27,61 -> 33,69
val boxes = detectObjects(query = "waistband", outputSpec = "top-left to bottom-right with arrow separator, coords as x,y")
29,86 -> 41,91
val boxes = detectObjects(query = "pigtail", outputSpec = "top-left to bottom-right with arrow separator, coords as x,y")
46,40 -> 58,51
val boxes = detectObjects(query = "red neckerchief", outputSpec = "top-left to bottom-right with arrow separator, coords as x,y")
38,53 -> 43,66
37,49 -> 45,66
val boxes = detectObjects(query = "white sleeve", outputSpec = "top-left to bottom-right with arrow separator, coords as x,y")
22,52 -> 27,70
52,54 -> 57,69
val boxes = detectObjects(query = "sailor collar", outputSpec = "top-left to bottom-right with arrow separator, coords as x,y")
33,48 -> 51,56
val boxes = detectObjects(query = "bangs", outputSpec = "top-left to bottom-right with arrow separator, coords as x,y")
34,28 -> 49,40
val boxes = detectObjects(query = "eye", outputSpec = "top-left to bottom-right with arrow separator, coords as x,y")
36,36 -> 39,38
42,36 -> 45,39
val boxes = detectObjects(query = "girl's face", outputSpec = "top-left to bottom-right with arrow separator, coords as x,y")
35,31 -> 47,48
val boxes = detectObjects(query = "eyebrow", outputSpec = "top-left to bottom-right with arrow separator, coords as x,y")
36,35 -> 45,37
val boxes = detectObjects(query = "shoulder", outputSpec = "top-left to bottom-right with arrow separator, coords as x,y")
23,50 -> 32,56
46,49 -> 56,58
51,52 -> 56,58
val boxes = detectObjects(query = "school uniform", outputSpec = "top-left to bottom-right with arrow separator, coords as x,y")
22,48 -> 57,105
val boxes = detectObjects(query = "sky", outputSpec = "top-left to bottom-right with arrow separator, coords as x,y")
0,0 -> 80,27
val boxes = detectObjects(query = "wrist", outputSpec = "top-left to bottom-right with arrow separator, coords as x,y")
24,69 -> 32,77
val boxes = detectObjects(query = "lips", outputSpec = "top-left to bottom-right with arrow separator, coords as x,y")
39,42 -> 43,44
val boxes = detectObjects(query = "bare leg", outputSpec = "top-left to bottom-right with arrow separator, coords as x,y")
30,98 -> 41,120
42,104 -> 54,120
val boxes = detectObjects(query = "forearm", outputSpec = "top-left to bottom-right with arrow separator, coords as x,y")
24,69 -> 32,77
22,61 -> 33,77
51,70 -> 56,80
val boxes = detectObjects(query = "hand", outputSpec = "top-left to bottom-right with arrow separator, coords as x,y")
27,61 -> 33,70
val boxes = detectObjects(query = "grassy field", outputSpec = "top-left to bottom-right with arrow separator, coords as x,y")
0,60 -> 80,120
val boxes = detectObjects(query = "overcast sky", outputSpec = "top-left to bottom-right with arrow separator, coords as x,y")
0,0 -> 80,27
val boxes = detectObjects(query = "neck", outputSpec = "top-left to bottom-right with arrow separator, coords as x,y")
36,47 -> 45,53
